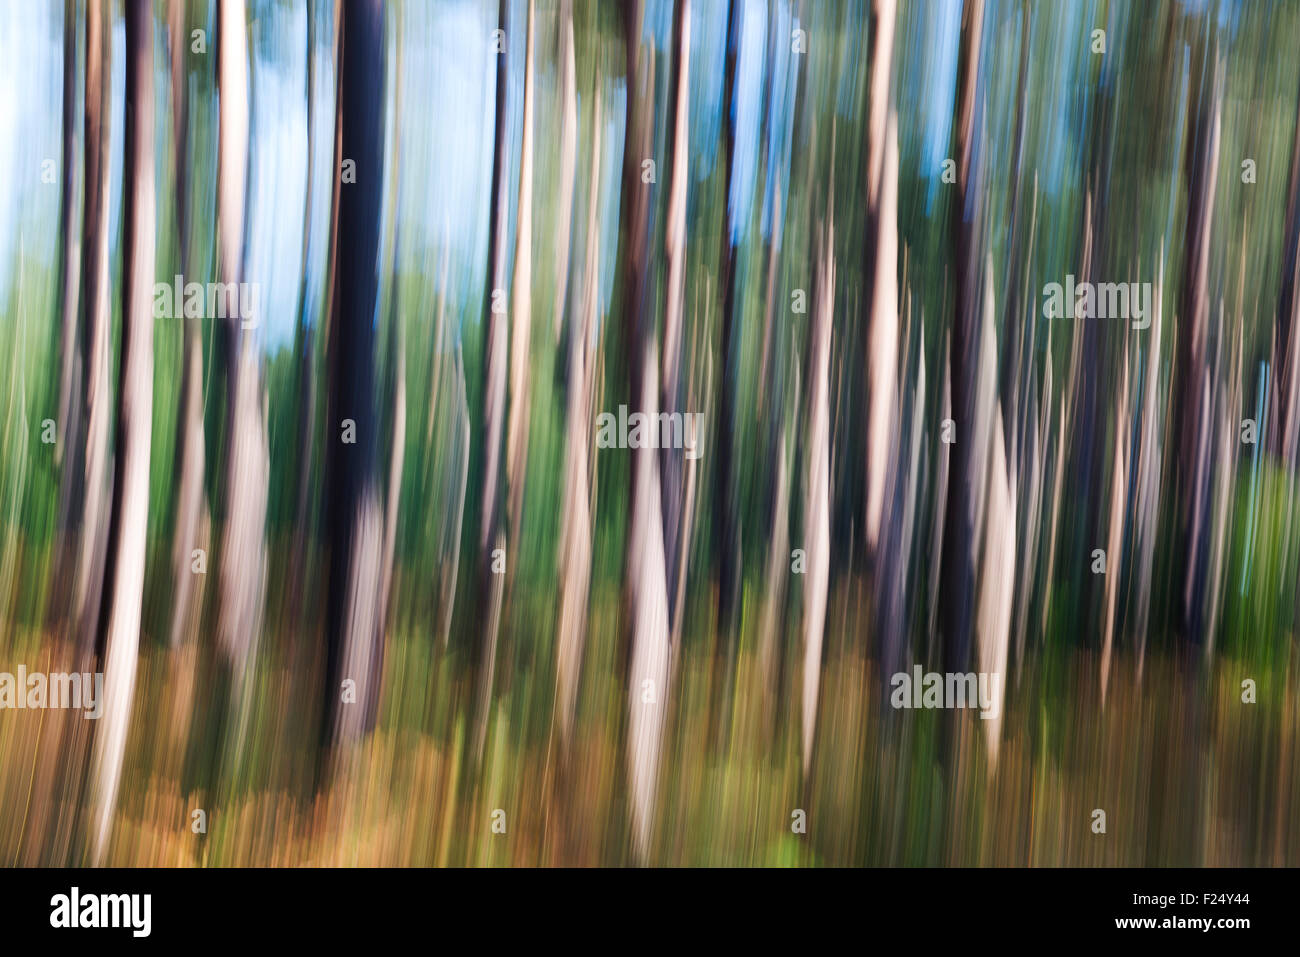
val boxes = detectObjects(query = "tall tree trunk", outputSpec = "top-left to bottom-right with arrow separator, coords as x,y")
1168,53 -> 1221,644
39,0 -> 98,866
54,0 -> 82,472
863,0 -> 897,554
1273,75 -> 1300,468
554,30 -> 596,746
965,263 -> 1013,766
49,0 -> 84,635
379,7 -> 406,657
660,0 -> 691,643
712,0 -> 741,740
27,3 -> 82,859
323,0 -> 386,749
802,217 -> 833,778
863,0 -> 904,682
72,0 -> 114,663
937,0 -> 984,680
758,0 -> 807,709
505,0 -> 536,558
620,0 -> 671,862
87,0 -> 155,863
167,0 -> 208,649
472,0 -> 510,765
215,0 -> 269,756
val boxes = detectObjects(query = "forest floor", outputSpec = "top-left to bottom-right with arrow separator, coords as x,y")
0,575 -> 1295,866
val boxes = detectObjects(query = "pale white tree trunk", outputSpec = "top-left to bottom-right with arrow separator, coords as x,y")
965,265 -> 1012,768
802,220 -> 834,778
1132,257 -> 1166,672
1099,363 -> 1129,704
214,0 -> 269,769
216,0 -> 268,667
620,0 -> 671,861
626,341 -> 671,861
976,411 -> 1013,770
660,0 -> 691,640
864,0 -> 897,552
88,0 -> 155,863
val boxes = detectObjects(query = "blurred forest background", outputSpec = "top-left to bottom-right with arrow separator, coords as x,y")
1,0 -> 1299,866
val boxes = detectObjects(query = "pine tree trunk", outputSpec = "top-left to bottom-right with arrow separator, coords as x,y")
87,0 -> 155,863
324,0 -> 386,749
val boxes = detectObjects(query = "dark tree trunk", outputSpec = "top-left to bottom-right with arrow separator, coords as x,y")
937,0 -> 984,679
470,0 -> 511,765
54,0 -> 82,473
323,0 -> 386,750
71,0 -> 113,664
49,0 -> 83,633
1167,49 -> 1221,645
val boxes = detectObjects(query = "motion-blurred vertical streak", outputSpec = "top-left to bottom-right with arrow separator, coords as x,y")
474,0 -> 511,767
802,213 -> 834,779
555,80 -> 601,747
660,0 -> 690,648
71,0 -> 113,664
864,0 -> 898,564
505,0 -> 536,562
1169,51 -> 1222,645
215,0 -> 269,763
53,0 -> 81,471
619,0 -> 670,862
973,268 -> 1011,766
324,0 -> 385,751
378,3 -> 407,659
87,0 -> 154,865
937,0 -> 985,692
551,0 -> 577,344
167,0 -> 208,650
1273,73 -> 1300,469
713,0 -> 741,705
289,0 -> 325,625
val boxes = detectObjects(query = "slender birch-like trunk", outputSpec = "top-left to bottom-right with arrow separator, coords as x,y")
87,0 -> 155,863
